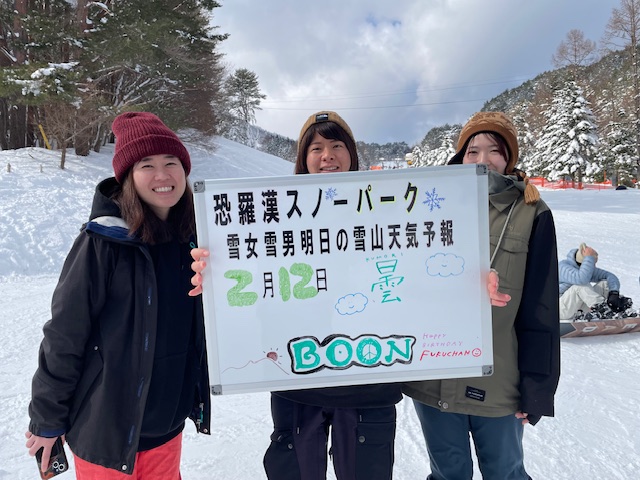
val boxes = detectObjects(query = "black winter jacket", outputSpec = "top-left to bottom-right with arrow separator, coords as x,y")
274,383 -> 403,409
28,177 -> 211,474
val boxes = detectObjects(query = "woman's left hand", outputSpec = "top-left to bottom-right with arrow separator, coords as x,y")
488,269 -> 511,307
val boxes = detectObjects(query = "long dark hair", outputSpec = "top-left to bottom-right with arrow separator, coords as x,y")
294,121 -> 359,174
115,170 -> 195,245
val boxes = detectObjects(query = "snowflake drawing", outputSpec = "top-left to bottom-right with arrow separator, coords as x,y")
423,187 -> 445,211
325,187 -> 338,201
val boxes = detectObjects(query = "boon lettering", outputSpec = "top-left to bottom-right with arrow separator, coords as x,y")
288,333 -> 416,374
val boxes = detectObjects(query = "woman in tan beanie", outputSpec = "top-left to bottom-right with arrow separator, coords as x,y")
403,112 -> 561,479
26,112 -> 210,478
190,111 -> 402,480
264,112 -> 401,480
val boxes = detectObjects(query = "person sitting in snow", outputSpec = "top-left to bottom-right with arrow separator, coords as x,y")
559,242 -> 633,321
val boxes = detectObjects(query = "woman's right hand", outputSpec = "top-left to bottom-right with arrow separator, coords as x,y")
189,248 -> 210,296
25,431 -> 63,473
488,269 -> 510,307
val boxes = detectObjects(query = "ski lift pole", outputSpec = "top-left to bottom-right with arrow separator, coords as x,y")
38,124 -> 52,149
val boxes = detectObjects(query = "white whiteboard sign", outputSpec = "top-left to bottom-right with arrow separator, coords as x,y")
193,164 -> 493,394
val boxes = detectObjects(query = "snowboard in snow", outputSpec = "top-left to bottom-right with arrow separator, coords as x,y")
561,280 -> 640,338
560,317 -> 640,338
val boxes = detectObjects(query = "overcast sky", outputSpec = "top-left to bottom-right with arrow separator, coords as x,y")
212,0 -> 618,146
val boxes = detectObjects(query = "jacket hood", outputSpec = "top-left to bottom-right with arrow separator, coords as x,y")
488,170 -> 524,196
566,248 -> 579,264
89,177 -> 123,222
85,177 -> 133,243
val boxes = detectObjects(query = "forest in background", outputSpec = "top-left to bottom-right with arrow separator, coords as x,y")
2,0 -> 640,184
413,1 -> 640,186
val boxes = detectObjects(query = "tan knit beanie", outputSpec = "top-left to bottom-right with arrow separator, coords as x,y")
451,111 -> 540,205
297,111 -> 356,155
456,111 -> 519,173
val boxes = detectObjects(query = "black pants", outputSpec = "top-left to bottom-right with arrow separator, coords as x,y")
263,394 -> 396,480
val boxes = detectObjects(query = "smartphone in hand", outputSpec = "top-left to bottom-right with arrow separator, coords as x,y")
35,437 -> 68,479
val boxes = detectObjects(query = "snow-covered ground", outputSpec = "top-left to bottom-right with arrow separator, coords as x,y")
1,138 -> 639,479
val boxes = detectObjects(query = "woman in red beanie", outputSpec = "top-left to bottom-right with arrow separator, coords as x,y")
403,112 -> 561,480
25,112 -> 211,479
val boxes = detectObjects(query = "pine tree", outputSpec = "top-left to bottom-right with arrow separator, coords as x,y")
83,1 -> 227,123
219,68 -> 266,146
225,68 -> 266,124
593,80 -> 639,185
535,81 -> 600,182
0,0 -> 227,154
0,0 -> 81,152
597,117 -> 637,184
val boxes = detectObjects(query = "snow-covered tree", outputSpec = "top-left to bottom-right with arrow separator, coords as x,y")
592,77 -> 640,184
510,102 -> 539,175
535,81 -> 600,181
411,124 -> 460,167
413,134 -> 456,167
259,131 -> 296,162
0,0 -> 228,152
83,1 -> 227,129
601,0 -> 640,182
596,116 -> 638,184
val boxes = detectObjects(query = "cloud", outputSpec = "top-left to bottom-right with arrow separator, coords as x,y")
425,252 -> 464,277
335,293 -> 369,315
214,0 -> 615,145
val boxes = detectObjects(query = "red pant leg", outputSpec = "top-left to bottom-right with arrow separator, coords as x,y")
73,432 -> 182,480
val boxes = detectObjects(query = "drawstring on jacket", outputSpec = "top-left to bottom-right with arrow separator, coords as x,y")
490,199 -> 518,268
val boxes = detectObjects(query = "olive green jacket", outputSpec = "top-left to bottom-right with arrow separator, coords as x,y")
403,175 -> 560,425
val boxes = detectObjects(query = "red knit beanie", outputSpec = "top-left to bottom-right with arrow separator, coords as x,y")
111,112 -> 191,183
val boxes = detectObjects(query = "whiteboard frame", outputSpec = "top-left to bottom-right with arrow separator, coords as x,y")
193,164 -> 493,395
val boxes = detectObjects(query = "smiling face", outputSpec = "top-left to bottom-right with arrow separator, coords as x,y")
305,132 -> 352,174
462,133 -> 508,174
132,154 -> 186,220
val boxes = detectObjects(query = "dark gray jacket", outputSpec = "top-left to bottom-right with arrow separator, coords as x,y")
28,178 -> 211,474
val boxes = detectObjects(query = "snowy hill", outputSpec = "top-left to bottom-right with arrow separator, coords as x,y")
1,138 -> 640,479
0,137 -> 294,278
